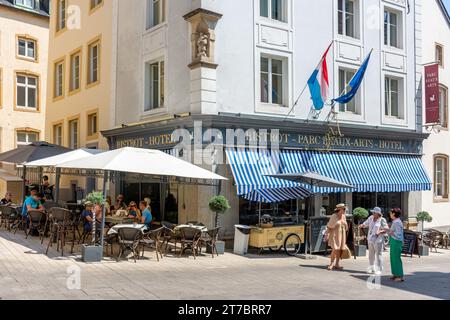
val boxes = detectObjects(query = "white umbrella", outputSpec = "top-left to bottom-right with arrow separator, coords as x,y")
25,148 -> 105,203
57,147 -> 227,181
57,147 -> 227,249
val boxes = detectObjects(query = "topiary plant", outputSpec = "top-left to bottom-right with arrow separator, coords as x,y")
353,207 -> 369,223
208,195 -> 231,228
416,211 -> 433,233
83,191 -> 105,206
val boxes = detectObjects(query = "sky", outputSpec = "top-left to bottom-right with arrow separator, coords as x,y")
443,0 -> 450,16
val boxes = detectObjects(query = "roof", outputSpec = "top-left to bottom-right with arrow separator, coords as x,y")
0,0 -> 50,17
437,0 -> 450,27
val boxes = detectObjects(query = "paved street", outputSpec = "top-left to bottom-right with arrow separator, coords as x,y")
0,230 -> 449,300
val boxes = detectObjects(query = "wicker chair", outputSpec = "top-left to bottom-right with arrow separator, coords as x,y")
45,208 -> 72,256
26,211 -> 45,240
0,206 -> 18,231
140,227 -> 165,261
200,227 -> 221,258
161,221 -> 179,255
179,227 -> 202,259
117,227 -> 143,263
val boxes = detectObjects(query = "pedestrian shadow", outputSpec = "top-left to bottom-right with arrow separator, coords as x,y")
350,272 -> 450,300
299,264 -> 369,275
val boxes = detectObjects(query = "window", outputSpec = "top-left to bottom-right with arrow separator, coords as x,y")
434,155 -> 449,200
69,119 -> 79,149
87,113 -> 98,137
56,0 -> 66,32
260,0 -> 287,22
54,60 -> 64,98
436,44 -> 444,67
384,9 -> 401,49
144,60 -> 165,111
338,68 -> 357,113
385,76 -> 400,118
440,85 -> 448,129
87,38 -> 100,85
16,131 -> 38,146
17,37 -> 36,60
90,0 -> 103,10
260,56 -> 285,106
70,51 -> 81,92
338,0 -> 359,38
16,74 -> 38,109
146,0 -> 166,29
53,124 -> 63,146
15,0 -> 35,9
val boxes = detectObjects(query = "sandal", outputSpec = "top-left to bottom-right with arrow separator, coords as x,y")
393,277 -> 404,282
327,265 -> 334,271
334,266 -> 344,270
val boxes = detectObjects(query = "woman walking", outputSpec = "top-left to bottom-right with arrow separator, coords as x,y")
389,208 -> 405,282
325,204 -> 349,271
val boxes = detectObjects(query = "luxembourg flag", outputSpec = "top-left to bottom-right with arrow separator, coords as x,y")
307,43 -> 332,111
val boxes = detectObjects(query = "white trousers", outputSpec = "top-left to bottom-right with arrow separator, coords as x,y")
368,242 -> 384,272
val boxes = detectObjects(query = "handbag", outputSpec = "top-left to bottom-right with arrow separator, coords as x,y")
340,245 -> 352,259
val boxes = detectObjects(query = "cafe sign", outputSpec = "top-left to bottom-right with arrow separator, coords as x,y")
424,64 -> 440,125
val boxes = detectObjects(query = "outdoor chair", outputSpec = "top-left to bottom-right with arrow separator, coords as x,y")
13,213 -> 28,236
116,227 -> 143,263
103,233 -> 117,257
161,221 -> 179,255
200,227 -> 221,258
45,208 -> 72,256
26,211 -> 45,240
0,206 -> 17,231
140,227 -> 165,262
179,227 -> 202,259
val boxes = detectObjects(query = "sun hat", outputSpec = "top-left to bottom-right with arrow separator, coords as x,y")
370,207 -> 383,215
333,203 -> 347,212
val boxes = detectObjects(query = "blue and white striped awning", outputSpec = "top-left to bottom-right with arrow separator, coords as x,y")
226,148 -> 432,199
243,186 -> 312,203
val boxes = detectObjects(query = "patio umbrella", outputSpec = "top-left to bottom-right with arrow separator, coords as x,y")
0,142 -> 71,201
26,148 -> 105,202
57,147 -> 227,247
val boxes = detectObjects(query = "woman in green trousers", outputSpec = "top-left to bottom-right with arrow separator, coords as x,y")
389,208 -> 404,282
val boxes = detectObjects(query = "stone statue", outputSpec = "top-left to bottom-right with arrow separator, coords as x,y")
196,32 -> 209,58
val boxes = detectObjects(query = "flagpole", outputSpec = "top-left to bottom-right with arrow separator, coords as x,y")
283,40 -> 334,122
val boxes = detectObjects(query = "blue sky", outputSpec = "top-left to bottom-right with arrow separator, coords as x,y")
443,0 -> 450,15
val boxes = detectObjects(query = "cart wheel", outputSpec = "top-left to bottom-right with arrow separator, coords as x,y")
268,246 -> 282,252
284,233 -> 302,256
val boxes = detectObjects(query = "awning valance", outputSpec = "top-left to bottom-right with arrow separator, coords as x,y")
226,148 -> 432,198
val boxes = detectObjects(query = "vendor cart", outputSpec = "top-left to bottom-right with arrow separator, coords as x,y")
249,224 -> 305,256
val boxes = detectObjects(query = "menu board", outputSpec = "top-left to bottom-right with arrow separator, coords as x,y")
402,231 -> 418,257
309,217 -> 330,253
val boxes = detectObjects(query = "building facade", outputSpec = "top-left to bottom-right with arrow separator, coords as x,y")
100,0 -> 431,237
0,0 -> 49,201
421,0 -> 450,227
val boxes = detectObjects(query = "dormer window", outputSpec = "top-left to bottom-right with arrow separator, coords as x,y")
15,0 -> 36,10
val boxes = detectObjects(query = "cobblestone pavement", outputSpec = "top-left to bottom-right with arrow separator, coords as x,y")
0,230 -> 449,300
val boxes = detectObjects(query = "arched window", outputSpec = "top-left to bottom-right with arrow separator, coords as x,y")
434,154 -> 449,200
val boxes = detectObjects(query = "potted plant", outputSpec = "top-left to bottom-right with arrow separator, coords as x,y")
416,211 -> 433,256
208,195 -> 231,254
81,191 -> 105,263
353,207 -> 369,257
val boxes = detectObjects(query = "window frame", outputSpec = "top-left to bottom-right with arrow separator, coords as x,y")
87,36 -> 101,88
15,129 -> 39,147
15,0 -> 36,10
56,0 -> 67,35
69,48 -> 82,94
259,0 -> 288,23
16,35 -> 38,62
89,0 -> 104,14
52,121 -> 64,146
436,43 -> 444,68
144,59 -> 165,113
53,57 -> 65,100
434,154 -> 449,201
260,55 -> 287,107
384,76 -> 400,119
146,0 -> 166,30
383,7 -> 403,50
440,85 -> 449,129
338,67 -> 359,114
68,117 -> 80,149
337,0 -> 360,40
14,71 -> 40,112
86,110 -> 99,140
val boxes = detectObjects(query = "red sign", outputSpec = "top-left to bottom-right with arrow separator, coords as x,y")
425,64 -> 440,125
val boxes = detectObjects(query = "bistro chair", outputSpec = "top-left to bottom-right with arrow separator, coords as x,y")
161,222 -> 179,255
13,212 -> 29,236
26,211 -> 45,240
45,208 -> 72,256
116,227 -> 143,263
0,205 -> 17,231
200,227 -> 221,258
179,227 -> 202,259
140,227 -> 165,262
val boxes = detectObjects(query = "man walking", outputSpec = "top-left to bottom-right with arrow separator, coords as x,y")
359,207 -> 389,275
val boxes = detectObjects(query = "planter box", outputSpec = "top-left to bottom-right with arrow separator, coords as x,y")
82,245 -> 103,262
354,244 -> 367,257
418,245 -> 429,257
207,240 -> 225,255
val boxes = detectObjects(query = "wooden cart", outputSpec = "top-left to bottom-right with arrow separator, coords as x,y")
249,225 -> 305,255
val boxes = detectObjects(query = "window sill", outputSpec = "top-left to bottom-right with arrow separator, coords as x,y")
433,197 -> 449,203
144,22 -> 168,36
141,106 -> 168,118
86,80 -> 100,90
68,88 -> 81,96
16,55 -> 38,63
55,27 -> 67,38
52,95 -> 65,103
256,103 -> 290,116
14,106 -> 40,113
86,133 -> 99,141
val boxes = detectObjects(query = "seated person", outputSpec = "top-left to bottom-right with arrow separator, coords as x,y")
22,192 -> 44,217
114,194 -> 127,211
1,192 -> 13,205
139,201 -> 153,226
82,202 -> 95,233
127,201 -> 140,219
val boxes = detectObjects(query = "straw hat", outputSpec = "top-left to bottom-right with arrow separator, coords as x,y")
333,203 -> 347,212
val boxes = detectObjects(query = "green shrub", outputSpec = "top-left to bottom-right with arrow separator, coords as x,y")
353,207 -> 369,221
416,211 -> 433,223
209,196 -> 231,228
83,191 -> 105,206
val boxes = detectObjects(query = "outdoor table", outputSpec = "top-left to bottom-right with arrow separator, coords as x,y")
175,224 -> 208,232
107,223 -> 148,235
